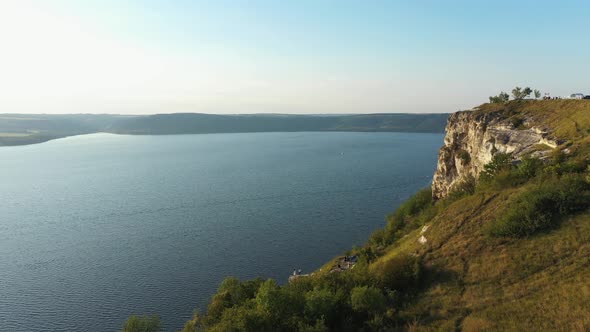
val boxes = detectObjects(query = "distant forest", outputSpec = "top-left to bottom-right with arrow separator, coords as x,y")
0,113 -> 449,146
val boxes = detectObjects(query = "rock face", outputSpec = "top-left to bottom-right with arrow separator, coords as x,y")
432,110 -> 558,199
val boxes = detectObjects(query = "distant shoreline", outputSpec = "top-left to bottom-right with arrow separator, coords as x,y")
0,112 -> 449,147
0,129 -> 446,147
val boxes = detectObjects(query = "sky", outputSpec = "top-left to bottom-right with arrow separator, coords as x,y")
0,0 -> 589,114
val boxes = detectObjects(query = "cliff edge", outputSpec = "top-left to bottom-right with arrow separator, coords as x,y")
432,100 -> 590,199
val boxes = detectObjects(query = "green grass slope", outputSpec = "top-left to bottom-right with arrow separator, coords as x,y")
388,189 -> 590,331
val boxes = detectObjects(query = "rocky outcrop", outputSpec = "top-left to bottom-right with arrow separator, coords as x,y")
432,110 -> 558,199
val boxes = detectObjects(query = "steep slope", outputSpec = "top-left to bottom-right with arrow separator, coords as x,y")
375,188 -> 590,331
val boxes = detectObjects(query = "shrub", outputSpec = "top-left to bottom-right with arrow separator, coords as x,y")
255,279 -> 304,321
181,311 -> 203,332
122,315 -> 161,332
206,291 -> 233,323
394,188 -> 433,220
350,286 -> 386,314
552,175 -> 590,213
447,175 -> 476,200
368,228 -> 386,247
373,255 -> 422,291
517,156 -> 544,179
382,188 -> 433,244
510,116 -> 525,129
542,157 -> 587,176
478,154 -> 543,190
297,318 -> 329,332
357,245 -> 378,263
457,149 -> 471,165
488,169 -> 527,189
304,287 -> 342,324
487,175 -> 590,237
203,278 -> 265,325
488,190 -> 555,237
383,214 -> 405,243
214,305 -> 268,332
255,279 -> 282,313
480,153 -> 513,182
562,158 -> 588,173
217,277 -> 248,306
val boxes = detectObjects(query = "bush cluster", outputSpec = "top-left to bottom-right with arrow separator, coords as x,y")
179,255 -> 422,332
486,175 -> 590,237
372,255 -> 422,291
478,154 -> 546,190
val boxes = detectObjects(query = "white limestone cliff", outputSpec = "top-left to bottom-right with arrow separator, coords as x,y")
432,109 -> 558,199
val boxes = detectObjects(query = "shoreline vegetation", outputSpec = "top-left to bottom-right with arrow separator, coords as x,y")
121,99 -> 590,331
0,113 -> 449,147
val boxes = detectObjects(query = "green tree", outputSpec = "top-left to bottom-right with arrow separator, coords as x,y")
350,286 -> 386,314
255,279 -> 304,325
122,315 -> 161,332
512,86 -> 532,100
534,89 -> 541,99
523,87 -> 532,98
489,91 -> 510,103
304,287 -> 341,324
298,318 -> 329,332
206,290 -> 233,323
255,279 -> 283,314
480,153 -> 513,181
511,87 -> 522,99
213,305 -> 268,332
369,228 -> 386,247
218,277 -> 248,306
517,156 -> 543,179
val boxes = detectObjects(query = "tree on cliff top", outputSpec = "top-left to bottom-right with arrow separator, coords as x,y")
489,92 -> 510,103
512,87 -> 532,100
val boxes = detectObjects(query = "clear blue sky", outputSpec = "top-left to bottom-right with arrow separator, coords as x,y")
0,0 -> 588,114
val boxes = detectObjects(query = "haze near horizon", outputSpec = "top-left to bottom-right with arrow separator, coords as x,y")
0,0 -> 588,115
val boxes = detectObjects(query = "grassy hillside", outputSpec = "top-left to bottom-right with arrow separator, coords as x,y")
397,194 -> 590,331
155,100 -> 590,332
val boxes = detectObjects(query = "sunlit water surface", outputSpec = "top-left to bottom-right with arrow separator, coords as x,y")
0,132 -> 443,331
